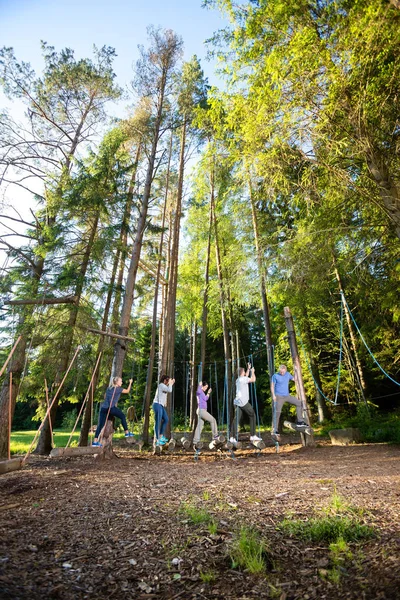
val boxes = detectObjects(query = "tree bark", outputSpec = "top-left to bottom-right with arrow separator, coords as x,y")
112,76 -> 168,379
142,132 -> 173,444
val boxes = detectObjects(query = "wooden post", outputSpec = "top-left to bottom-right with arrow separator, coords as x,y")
45,379 -> 54,449
283,307 -> 315,447
8,372 -> 12,460
0,336 -> 22,379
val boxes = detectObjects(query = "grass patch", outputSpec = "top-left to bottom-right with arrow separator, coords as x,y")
200,570 -> 217,584
179,500 -> 215,527
279,490 -> 374,544
230,526 -> 272,575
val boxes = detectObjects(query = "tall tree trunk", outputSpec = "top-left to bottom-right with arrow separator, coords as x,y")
35,213 -> 100,455
142,133 -> 173,444
112,81 -> 167,379
300,303 -> 329,422
189,322 -> 198,431
366,152 -> 400,238
210,174 -> 232,409
160,121 -> 186,375
200,197 -> 213,373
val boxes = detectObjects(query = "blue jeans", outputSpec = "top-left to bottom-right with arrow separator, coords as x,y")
153,402 -> 169,439
95,407 -> 128,438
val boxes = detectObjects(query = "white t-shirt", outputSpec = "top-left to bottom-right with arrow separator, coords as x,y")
234,376 -> 250,407
153,383 -> 172,407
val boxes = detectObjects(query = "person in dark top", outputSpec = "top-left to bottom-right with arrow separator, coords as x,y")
92,376 -> 134,446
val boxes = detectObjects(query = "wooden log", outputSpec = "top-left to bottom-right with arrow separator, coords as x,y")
208,434 -> 226,450
230,439 -> 242,450
283,306 -> 315,447
251,439 -> 266,450
50,446 -> 101,458
167,439 -> 176,452
283,420 -> 313,436
3,295 -> 78,306
180,437 -> 190,450
0,457 -> 23,474
193,441 -> 203,450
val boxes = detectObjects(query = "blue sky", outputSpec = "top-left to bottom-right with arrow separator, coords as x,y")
0,0 -> 228,223
1,0 -> 227,113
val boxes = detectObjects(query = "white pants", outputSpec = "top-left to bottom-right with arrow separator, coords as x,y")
194,408 -> 218,442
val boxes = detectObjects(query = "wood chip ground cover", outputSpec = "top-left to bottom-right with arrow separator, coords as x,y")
0,443 -> 399,599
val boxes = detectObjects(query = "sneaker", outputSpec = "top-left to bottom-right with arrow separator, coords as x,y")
213,434 -> 220,440
156,438 -> 166,446
250,435 -> 262,442
296,421 -> 308,428
229,437 -> 238,444
160,435 -> 168,443
125,432 -> 135,437
92,441 -> 102,447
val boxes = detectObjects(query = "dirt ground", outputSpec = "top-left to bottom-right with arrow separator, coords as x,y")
0,441 -> 399,600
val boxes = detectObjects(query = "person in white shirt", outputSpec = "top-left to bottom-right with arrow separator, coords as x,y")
153,374 -> 175,446
230,363 -> 262,444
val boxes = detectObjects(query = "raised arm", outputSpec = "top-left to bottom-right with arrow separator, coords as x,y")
248,366 -> 256,383
122,379 -> 133,394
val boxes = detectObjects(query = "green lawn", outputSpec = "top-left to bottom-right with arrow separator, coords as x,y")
9,429 -> 130,455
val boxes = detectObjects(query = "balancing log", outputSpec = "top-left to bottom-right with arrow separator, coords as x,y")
167,439 -> 176,452
283,420 -> 313,436
0,457 -> 24,474
180,437 -> 191,450
50,447 -> 101,458
208,434 -> 226,450
251,440 -> 266,450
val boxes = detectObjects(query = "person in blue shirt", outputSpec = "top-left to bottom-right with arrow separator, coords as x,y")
271,365 -> 308,435
92,376 -> 134,446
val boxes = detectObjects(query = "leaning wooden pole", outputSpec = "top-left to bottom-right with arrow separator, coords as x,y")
8,372 -> 12,460
283,307 -> 315,447
0,336 -> 22,379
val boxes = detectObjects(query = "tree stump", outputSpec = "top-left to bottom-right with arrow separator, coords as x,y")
329,428 -> 361,446
96,419 -> 117,460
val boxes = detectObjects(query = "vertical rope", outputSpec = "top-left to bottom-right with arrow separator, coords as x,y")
225,359 -> 229,439
8,372 -> 12,460
250,354 -> 261,437
214,361 -> 220,428
334,297 -> 344,405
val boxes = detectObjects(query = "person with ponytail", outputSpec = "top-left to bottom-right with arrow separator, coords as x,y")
92,376 -> 134,446
152,374 -> 175,446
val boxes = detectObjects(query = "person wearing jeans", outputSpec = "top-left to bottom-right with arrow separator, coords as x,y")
152,374 -> 175,446
230,363 -> 262,444
92,376 -> 134,446
271,364 -> 308,436
194,381 -> 219,444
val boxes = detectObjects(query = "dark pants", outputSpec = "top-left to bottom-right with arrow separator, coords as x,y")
95,407 -> 128,438
153,402 -> 169,439
234,402 -> 256,437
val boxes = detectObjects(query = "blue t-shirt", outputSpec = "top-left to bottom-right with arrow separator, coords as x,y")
101,386 -> 123,409
272,372 -> 294,396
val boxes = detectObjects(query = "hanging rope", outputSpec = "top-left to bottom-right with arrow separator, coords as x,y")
22,346 -> 82,463
225,359 -> 230,439
65,352 -> 102,448
341,291 -> 400,387
293,312 -> 342,406
250,353 -> 261,437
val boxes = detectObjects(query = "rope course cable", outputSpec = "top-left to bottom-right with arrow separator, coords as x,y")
341,291 -> 400,387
